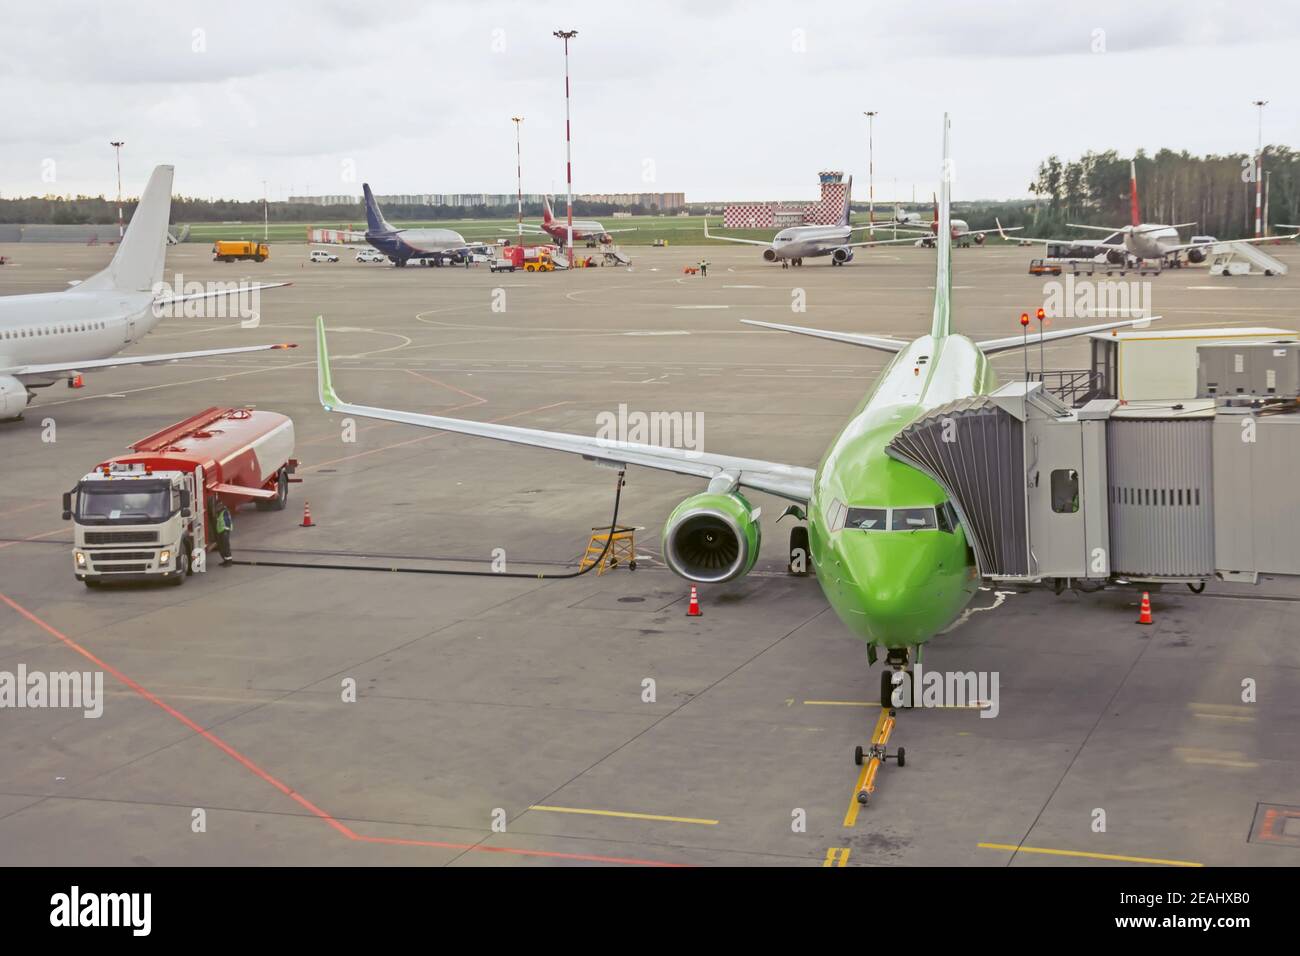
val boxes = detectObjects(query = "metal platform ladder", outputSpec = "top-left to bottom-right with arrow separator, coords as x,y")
580,525 -> 637,574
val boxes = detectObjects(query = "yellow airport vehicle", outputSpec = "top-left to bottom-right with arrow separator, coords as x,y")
213,240 -> 270,263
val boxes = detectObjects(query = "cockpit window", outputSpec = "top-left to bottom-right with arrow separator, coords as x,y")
891,507 -> 937,531
844,507 -> 888,530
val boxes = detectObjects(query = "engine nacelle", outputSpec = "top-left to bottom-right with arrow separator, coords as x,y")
1106,248 -> 1127,265
762,248 -> 778,262
0,374 -> 30,420
1186,247 -> 1206,264
973,233 -> 986,245
662,490 -> 761,584
832,247 -> 854,264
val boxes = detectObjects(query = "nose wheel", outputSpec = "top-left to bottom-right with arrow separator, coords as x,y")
852,650 -> 913,806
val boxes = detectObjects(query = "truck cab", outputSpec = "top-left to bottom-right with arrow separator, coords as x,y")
64,463 -> 205,587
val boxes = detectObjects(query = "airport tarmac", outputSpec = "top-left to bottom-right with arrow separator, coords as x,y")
2,239 -> 1299,867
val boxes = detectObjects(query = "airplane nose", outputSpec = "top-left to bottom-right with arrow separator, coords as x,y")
835,534 -> 937,645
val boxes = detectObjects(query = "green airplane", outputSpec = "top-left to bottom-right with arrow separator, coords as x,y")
314,115 -> 1153,695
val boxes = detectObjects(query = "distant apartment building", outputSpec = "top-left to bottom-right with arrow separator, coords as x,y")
288,191 -> 684,210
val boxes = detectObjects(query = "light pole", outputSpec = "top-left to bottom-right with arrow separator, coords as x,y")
863,111 -> 877,232
512,116 -> 524,237
262,179 -> 269,243
109,140 -> 125,238
553,29 -> 578,263
1252,99 -> 1268,237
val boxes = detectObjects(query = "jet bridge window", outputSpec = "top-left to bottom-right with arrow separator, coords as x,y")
1051,469 -> 1080,514
891,507 -> 938,531
844,507 -> 888,531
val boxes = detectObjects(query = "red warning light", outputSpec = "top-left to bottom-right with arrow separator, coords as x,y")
1019,312 -> 1030,327
1035,308 -> 1046,321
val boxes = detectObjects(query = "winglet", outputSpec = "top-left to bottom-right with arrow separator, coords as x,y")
702,217 -> 713,239
931,114 -> 953,340
315,316 -> 342,410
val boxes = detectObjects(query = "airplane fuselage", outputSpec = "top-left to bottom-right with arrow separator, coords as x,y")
541,220 -> 610,244
1123,225 -> 1182,261
366,227 -> 468,264
0,290 -> 158,381
767,225 -> 856,261
808,333 -> 994,647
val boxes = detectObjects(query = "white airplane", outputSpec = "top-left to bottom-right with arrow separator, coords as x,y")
702,177 -> 923,266
517,195 -> 638,245
886,200 -> 1021,247
0,165 -> 294,421
1005,161 -> 1297,265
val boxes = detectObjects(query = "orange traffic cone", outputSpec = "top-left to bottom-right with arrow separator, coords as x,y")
686,585 -> 702,617
300,501 -> 314,528
1137,591 -> 1153,625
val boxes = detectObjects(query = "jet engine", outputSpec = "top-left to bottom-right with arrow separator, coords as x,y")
0,375 -> 31,420
1186,247 -> 1207,264
1106,248 -> 1127,265
832,248 -> 854,264
661,490 -> 761,583
762,248 -> 778,262
972,233 -> 986,245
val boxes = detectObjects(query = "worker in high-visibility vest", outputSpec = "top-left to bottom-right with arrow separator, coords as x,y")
212,498 -> 234,566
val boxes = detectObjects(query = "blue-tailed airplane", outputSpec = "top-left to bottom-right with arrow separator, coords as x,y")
361,184 -> 478,267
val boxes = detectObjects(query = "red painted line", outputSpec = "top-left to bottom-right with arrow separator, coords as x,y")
0,592 -> 684,867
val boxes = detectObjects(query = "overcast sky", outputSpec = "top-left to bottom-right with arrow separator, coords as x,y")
1,0 -> 1297,204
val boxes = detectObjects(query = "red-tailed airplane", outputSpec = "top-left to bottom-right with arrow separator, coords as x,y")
520,195 -> 636,246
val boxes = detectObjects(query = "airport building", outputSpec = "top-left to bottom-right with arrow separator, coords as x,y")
723,171 -> 850,229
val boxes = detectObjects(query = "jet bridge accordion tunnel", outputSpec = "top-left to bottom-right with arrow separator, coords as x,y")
886,382 -> 1300,586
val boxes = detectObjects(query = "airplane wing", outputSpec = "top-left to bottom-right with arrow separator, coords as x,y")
996,219 -> 1120,250
1160,232 -> 1299,255
601,227 -> 638,234
964,225 -> 1020,239
843,234 -> 943,250
314,317 -> 814,503
5,343 -> 298,378
740,319 -> 908,354
849,222 -> 930,234
701,219 -> 772,247
153,282 -> 291,308
976,316 -> 1161,355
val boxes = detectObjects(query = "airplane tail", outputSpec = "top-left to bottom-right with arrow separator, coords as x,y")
931,115 -> 953,340
362,184 -> 395,235
1129,159 -> 1140,227
842,176 -> 853,227
80,164 -> 173,294
542,195 -> 554,225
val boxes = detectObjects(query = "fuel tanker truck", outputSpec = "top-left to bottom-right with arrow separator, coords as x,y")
62,407 -> 298,587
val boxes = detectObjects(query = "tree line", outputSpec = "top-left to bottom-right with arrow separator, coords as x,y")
0,195 -> 666,225
1021,147 -> 1299,238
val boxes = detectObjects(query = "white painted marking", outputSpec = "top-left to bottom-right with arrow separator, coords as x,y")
674,305 -> 730,310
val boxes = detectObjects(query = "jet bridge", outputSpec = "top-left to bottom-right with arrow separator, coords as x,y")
886,380 -> 1300,586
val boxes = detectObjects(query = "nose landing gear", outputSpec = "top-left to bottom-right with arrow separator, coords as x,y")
852,647 -> 912,806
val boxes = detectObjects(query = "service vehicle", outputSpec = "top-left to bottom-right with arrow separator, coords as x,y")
309,249 -> 339,263
356,249 -> 387,263
63,407 -> 298,587
213,240 -> 270,262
